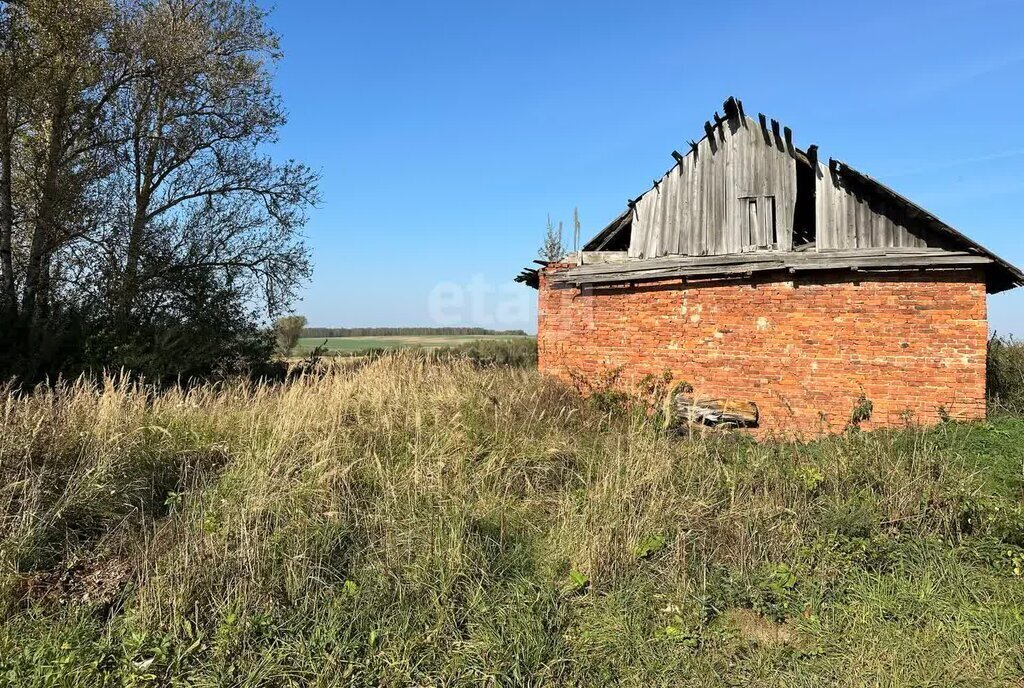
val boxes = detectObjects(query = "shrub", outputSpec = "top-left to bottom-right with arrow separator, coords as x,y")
988,334 -> 1024,414
429,337 -> 538,368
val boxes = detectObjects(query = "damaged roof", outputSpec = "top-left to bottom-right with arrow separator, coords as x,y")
827,159 -> 1024,292
522,97 -> 1023,294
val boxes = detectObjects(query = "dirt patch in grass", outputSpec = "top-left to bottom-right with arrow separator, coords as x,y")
19,554 -> 134,612
720,608 -> 802,648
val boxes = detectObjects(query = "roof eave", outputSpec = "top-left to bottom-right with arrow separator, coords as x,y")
831,160 -> 1024,294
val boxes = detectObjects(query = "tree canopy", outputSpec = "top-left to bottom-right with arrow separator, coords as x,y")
0,0 -> 318,381
274,314 -> 306,357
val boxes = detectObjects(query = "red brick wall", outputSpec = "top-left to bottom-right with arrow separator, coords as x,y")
538,266 -> 988,437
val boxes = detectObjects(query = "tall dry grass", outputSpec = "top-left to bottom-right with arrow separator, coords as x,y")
989,334 -> 1024,414
0,352 -> 1022,686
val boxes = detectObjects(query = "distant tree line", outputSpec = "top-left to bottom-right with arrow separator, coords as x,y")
0,0 -> 318,382
302,327 -> 530,338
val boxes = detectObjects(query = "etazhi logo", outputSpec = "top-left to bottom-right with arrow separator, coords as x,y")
428,275 -> 532,328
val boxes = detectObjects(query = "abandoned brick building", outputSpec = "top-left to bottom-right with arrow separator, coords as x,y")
518,97 -> 1024,436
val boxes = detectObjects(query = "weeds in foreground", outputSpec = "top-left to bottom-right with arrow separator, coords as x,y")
0,353 -> 1022,686
989,334 -> 1024,415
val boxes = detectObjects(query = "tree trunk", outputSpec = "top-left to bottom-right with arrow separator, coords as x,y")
22,95 -> 65,333
117,198 -> 148,332
0,95 -> 15,318
117,88 -> 163,335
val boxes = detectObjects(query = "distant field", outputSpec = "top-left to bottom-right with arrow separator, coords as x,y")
294,334 -> 535,355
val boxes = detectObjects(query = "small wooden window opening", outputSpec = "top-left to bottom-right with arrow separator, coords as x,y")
741,195 -> 777,251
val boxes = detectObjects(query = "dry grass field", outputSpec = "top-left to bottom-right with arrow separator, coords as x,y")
293,334 -> 535,356
1,346 -> 1023,686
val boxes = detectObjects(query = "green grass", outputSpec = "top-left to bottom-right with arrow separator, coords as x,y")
1,353 -> 1023,686
294,334 -> 535,356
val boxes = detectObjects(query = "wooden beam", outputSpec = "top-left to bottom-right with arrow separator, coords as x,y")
548,249 -> 993,287
580,251 -> 629,265
722,96 -> 739,120
562,248 -> 961,279
665,390 -> 759,429
783,126 -> 794,154
713,111 -> 727,140
563,247 -> 979,275
592,213 -> 631,251
758,113 -> 770,145
584,208 -> 630,252
671,150 -> 685,165
771,119 -> 783,149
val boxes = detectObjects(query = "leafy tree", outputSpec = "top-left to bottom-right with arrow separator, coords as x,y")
0,0 -> 318,381
274,314 -> 306,357
104,0 -> 317,337
86,270 -> 277,380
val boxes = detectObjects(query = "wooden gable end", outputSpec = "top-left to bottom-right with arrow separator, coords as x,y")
628,115 -> 797,259
558,97 -> 1024,294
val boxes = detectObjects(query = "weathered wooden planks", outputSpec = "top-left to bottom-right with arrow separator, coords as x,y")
816,161 -> 941,251
626,114 -> 796,260
663,384 -> 759,430
578,251 -> 629,265
549,248 -> 992,287
623,109 -> 977,258
569,98 -> 1024,295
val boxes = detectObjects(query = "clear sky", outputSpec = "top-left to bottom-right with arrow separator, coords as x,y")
261,0 -> 1024,335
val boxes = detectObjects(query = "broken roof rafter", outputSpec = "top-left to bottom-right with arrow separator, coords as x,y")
569,96 -> 1021,293
583,96 -> 804,252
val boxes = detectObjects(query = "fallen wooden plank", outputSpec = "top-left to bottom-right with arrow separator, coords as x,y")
663,384 -> 759,430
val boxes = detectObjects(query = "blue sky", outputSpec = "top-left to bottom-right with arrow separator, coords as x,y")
262,0 -> 1024,334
